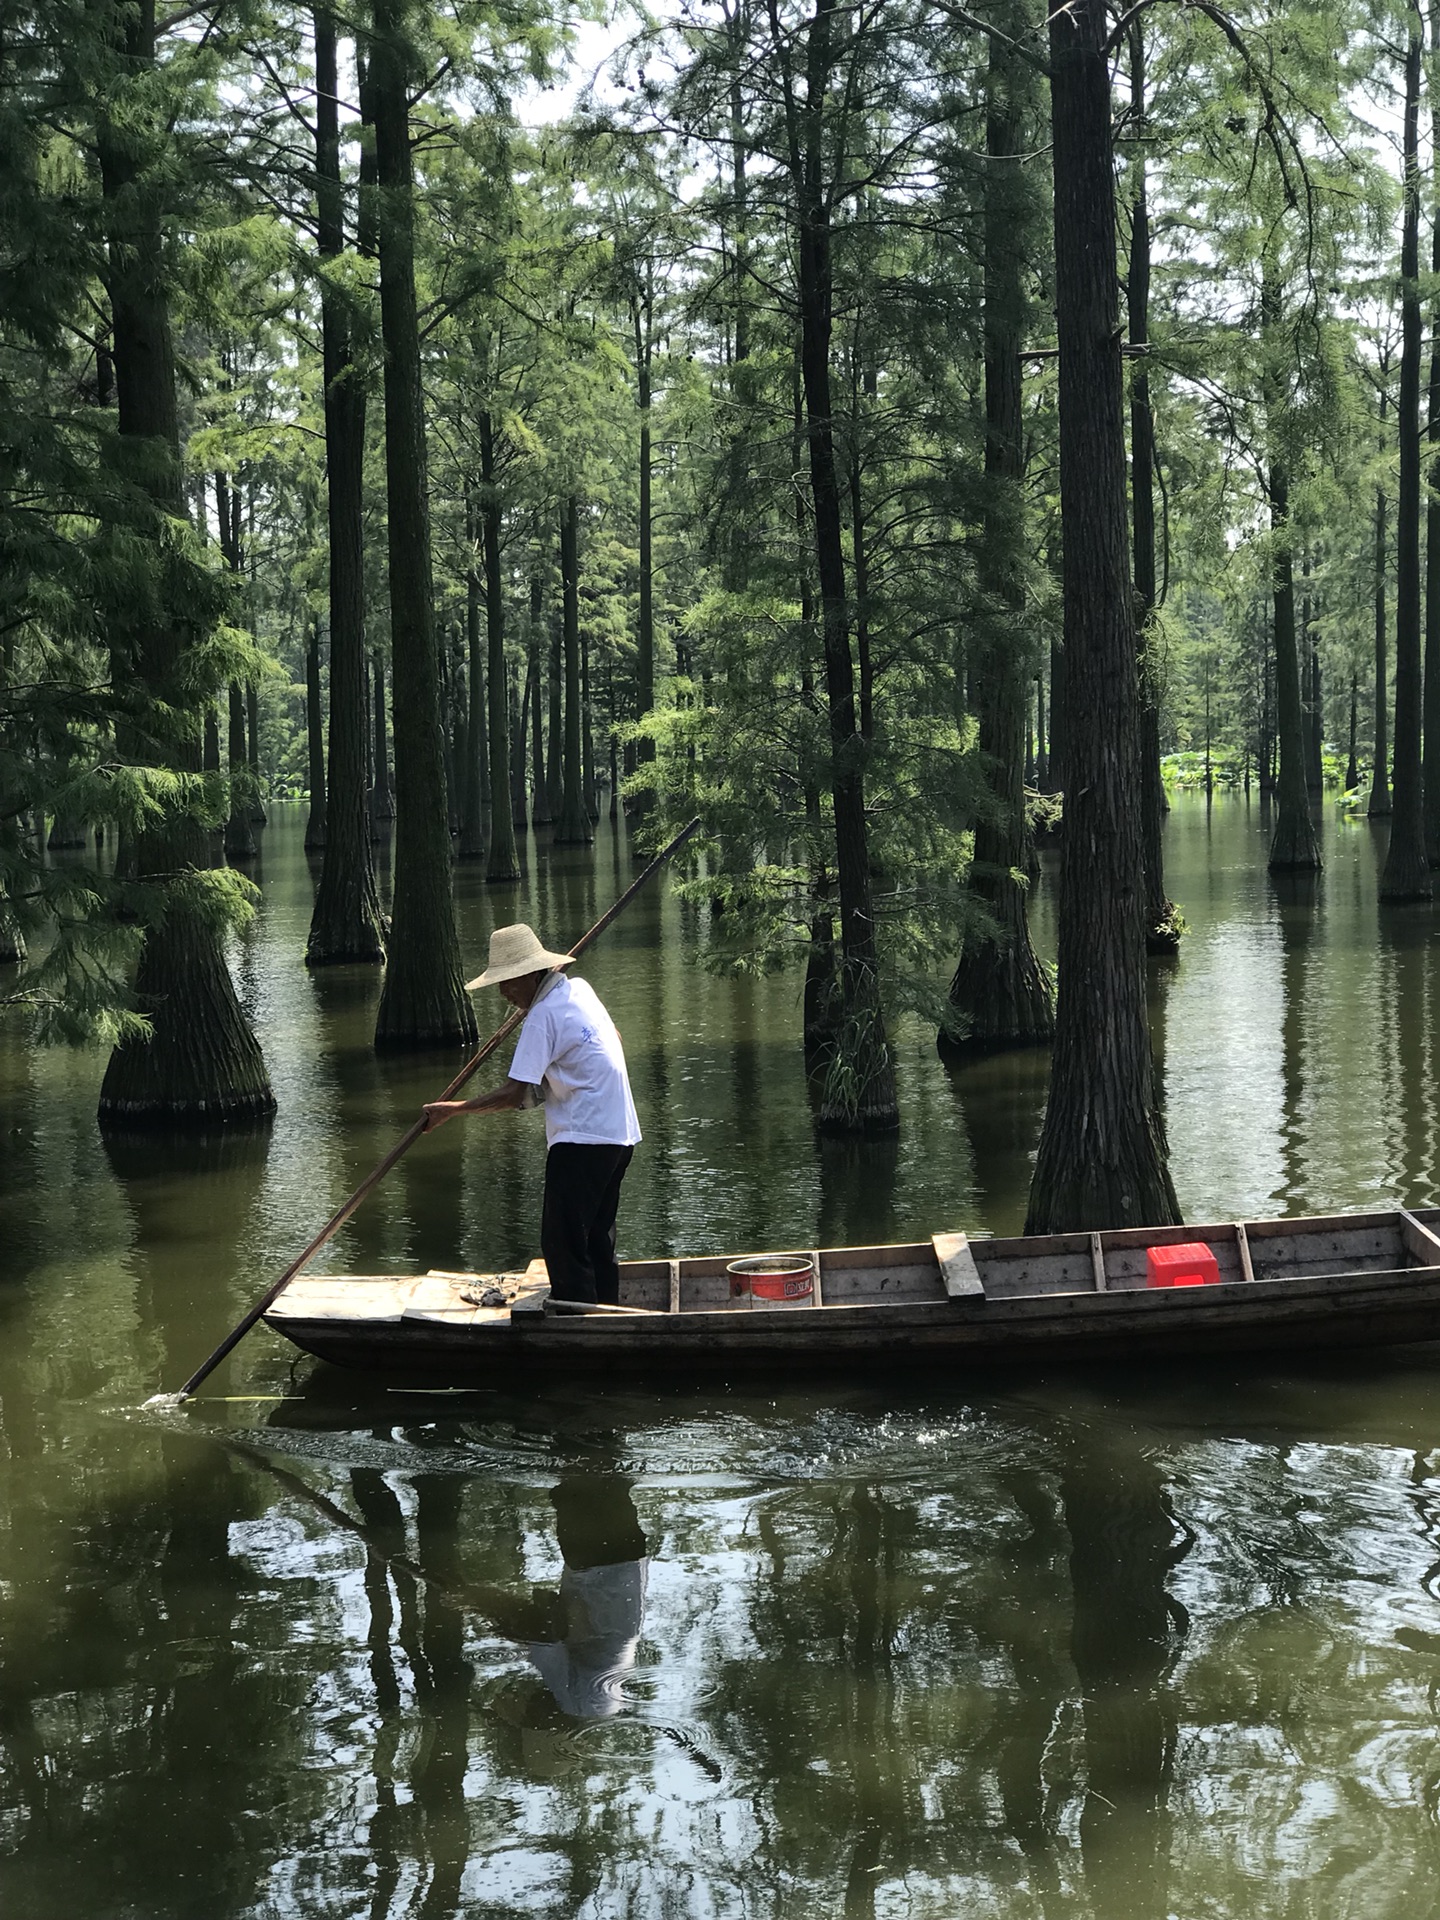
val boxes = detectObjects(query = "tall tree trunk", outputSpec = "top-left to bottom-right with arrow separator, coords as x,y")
582,625 -> 598,820
777,0 -> 897,1131
944,3 -> 1054,1057
480,412 -> 518,880
304,614 -> 326,849
1035,673 -> 1048,787
246,680 -> 265,824
1262,261 -> 1322,871
370,0 -> 476,1046
1382,0 -> 1433,900
634,291 -> 656,816
1126,23 -> 1175,951
512,658 -> 530,829
94,0 -> 273,1126
440,623 -> 459,834
307,5 -> 385,963
216,472 -> 257,861
0,636 -> 27,962
1345,670 -> 1359,792
528,576 -> 549,825
1025,0 -> 1178,1232
1428,2 -> 1440,864
369,649 -> 393,827
1427,5 -> 1440,863
796,397 -> 840,1054
1371,441 -> 1392,815
556,497 -> 591,843
1300,564 -> 1320,794
1309,642 -> 1324,790
458,491 -> 485,859
546,618 -> 563,823
223,678 -> 256,859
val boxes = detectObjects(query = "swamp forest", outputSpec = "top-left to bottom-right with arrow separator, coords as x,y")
3,0 -> 1440,1912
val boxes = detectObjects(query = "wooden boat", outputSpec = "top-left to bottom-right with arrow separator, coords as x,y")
262,1206 -> 1440,1381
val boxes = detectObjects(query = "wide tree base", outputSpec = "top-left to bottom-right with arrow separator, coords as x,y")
1380,831 -> 1434,902
941,939 -> 1055,1061
306,939 -> 386,967
98,920 -> 276,1130
1268,803 -> 1322,871
1024,1116 -> 1180,1235
374,961 -> 477,1051
225,817 -> 258,861
306,886 -> 387,967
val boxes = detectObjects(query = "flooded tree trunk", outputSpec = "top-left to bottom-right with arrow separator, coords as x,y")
1427,21 -> 1440,865
1371,471 -> 1391,815
1262,261 -> 1321,872
1127,23 -> 1176,953
0,638 -> 26,961
95,0 -> 273,1126
1345,672 -> 1359,792
458,493 -> 486,860
370,0 -> 475,1047
528,578 -> 549,826
779,0 -> 896,1132
304,616 -> 326,850
634,293 -> 655,817
511,661 -> 530,829
246,680 -> 265,825
944,8 -> 1054,1057
1025,0 -> 1178,1231
307,7 -> 384,964
481,412 -> 518,880
1383,3 -> 1433,901
546,621 -> 563,823
216,475 -> 257,862
223,680 -> 256,861
369,651 -> 393,827
441,625 -> 460,835
556,497 -> 592,844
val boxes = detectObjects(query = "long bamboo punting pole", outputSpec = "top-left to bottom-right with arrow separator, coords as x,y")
144,818 -> 702,1408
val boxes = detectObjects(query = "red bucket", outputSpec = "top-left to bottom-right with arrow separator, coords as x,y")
727,1254 -> 815,1304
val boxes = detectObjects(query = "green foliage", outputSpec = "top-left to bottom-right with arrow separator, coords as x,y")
2,0 -> 1431,1082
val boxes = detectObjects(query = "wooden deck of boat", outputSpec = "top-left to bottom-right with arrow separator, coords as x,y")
262,1206 -> 1440,1379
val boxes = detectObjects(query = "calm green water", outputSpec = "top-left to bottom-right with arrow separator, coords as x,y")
1,797 -> 1439,1918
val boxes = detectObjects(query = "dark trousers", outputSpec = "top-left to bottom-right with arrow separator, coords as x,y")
541,1144 -> 634,1305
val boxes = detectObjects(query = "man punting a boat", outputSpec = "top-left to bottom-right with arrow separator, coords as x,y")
420,924 -> 642,1307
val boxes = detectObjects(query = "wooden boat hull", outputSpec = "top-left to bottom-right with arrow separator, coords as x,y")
264,1207 -> 1440,1383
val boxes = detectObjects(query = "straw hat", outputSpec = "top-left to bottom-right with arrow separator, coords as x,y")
466,923 -> 575,991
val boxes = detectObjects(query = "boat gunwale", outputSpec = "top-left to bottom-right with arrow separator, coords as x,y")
262,1208 -> 1440,1362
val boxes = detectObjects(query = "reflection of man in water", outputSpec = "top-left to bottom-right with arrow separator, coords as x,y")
479,1472 -> 649,1721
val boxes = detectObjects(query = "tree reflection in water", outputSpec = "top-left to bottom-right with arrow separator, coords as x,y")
1061,1431 -> 1192,1920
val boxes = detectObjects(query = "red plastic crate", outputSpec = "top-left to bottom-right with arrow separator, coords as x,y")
1145,1241 -> 1221,1289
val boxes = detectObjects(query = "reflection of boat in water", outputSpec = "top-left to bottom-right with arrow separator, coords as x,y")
264,1206 -> 1440,1381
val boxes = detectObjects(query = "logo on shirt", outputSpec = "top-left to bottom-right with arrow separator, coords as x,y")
578,1024 -> 598,1045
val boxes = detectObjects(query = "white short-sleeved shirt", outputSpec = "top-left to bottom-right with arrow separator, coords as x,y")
508,972 -> 642,1148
